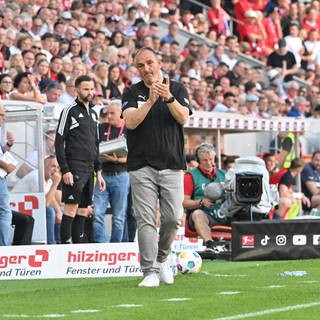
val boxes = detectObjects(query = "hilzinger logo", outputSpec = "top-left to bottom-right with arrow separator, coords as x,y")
67,250 -> 140,265
0,250 -> 49,268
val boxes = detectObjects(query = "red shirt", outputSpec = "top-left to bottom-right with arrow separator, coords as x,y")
269,168 -> 287,185
207,7 -> 228,35
234,0 -> 252,40
263,17 -> 280,50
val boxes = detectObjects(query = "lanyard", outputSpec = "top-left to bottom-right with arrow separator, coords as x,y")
106,121 -> 124,141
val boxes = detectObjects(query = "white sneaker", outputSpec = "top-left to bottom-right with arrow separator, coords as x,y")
138,273 -> 160,287
159,260 -> 174,285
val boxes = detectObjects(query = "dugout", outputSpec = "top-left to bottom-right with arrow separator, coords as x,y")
1,101 -> 46,244
184,111 -> 309,169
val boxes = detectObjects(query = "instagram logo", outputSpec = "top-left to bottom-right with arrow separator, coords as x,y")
276,235 -> 287,246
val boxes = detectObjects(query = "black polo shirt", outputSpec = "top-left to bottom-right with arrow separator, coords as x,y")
122,79 -> 192,171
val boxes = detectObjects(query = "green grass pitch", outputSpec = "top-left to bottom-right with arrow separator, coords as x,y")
1,258 -> 320,320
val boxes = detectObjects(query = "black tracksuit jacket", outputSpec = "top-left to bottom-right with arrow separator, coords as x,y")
55,98 -> 101,175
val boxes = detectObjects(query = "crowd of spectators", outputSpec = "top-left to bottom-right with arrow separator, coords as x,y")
2,0 -> 320,244
0,0 -> 319,119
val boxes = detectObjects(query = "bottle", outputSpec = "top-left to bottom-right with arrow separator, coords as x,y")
310,208 -> 320,217
169,252 -> 178,276
279,271 -> 307,277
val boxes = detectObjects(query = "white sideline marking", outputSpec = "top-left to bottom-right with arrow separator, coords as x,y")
71,310 -> 100,313
116,304 -> 142,308
164,298 -> 192,301
38,315 -> 66,318
2,316 -> 29,318
217,292 -> 240,295
2,315 -> 66,318
265,285 -> 286,288
212,301 -> 320,320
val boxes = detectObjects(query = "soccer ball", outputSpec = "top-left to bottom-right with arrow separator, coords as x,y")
177,250 -> 202,274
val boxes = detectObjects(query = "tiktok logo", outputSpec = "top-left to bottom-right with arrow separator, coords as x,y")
260,235 -> 270,246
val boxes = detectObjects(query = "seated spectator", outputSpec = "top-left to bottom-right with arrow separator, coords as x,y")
244,93 -> 259,116
9,72 -> 46,103
221,46 -> 239,70
105,64 -> 125,100
161,21 -> 179,44
276,158 -> 310,218
9,53 -> 25,73
0,74 -> 13,100
263,153 -> 278,182
16,129 -> 56,179
301,151 -> 320,211
59,78 -> 76,105
22,50 -> 35,73
33,59 -> 51,86
194,13 -> 209,36
226,60 -> 246,87
45,81 -> 63,103
191,88 -> 212,111
311,104 -> 320,119
212,91 -> 237,113
287,96 -> 309,118
223,156 -> 236,171
186,154 -> 198,171
180,9 -> 195,33
64,38 -> 82,61
208,45 -> 225,67
183,143 -> 229,252
49,56 -> 65,82
257,95 -> 271,118
12,155 -> 62,244
285,80 -> 299,104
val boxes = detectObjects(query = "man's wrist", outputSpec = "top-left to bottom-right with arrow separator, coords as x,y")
164,96 -> 175,104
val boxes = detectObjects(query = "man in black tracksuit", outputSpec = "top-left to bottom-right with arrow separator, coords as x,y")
55,75 -> 105,244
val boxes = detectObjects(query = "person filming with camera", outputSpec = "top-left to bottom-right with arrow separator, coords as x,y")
183,143 -> 230,253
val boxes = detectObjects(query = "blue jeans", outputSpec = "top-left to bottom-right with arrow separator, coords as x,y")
93,172 -> 130,243
122,188 -> 136,242
0,178 -> 13,246
46,206 -> 56,244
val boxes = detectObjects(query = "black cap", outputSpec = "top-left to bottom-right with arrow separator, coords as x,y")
278,38 -> 286,48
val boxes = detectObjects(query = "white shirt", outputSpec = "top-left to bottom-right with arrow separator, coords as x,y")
285,35 -> 303,67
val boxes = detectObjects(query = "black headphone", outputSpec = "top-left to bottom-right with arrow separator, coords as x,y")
195,143 -> 215,163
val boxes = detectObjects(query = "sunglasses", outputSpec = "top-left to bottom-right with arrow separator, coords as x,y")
32,46 -> 42,50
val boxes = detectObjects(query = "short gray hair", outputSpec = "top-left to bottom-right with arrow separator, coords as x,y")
195,143 -> 216,160
108,99 -> 122,111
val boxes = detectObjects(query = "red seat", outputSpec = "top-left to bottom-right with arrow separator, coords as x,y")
184,217 -> 232,241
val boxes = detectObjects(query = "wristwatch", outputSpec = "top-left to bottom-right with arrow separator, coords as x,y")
164,96 -> 175,104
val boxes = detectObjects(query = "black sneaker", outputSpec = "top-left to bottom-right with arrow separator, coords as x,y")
205,240 -> 219,253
